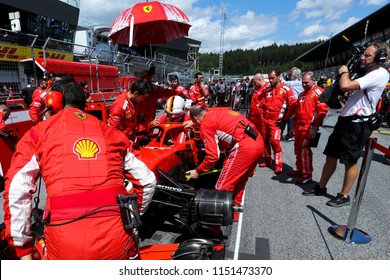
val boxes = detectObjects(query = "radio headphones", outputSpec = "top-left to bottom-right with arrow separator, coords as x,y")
374,44 -> 388,65
45,90 -> 64,113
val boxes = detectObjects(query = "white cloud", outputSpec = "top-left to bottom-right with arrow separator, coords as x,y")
292,0 -> 353,20
79,0 -> 128,26
230,11 -> 278,37
329,17 -> 361,34
300,16 -> 360,39
303,35 -> 332,43
217,11 -> 278,52
359,0 -> 389,5
299,23 -> 324,37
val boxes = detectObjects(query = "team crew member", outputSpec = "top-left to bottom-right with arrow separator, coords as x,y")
287,72 -> 328,184
304,43 -> 389,207
79,80 -> 91,102
247,73 -> 269,140
0,104 -> 11,136
186,105 -> 264,221
3,82 -> 156,260
169,74 -> 190,99
259,70 -> 297,174
108,79 -> 152,141
29,79 -> 48,124
47,72 -> 62,89
188,72 -> 209,107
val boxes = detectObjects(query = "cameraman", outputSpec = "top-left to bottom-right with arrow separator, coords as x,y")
304,43 -> 389,207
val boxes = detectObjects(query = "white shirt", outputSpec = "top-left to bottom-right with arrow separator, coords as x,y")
341,67 -> 389,117
283,79 -> 304,99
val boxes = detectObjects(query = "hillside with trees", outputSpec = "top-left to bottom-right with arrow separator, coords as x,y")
199,40 -> 323,76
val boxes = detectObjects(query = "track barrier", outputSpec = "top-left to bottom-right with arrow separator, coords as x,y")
328,137 -> 390,244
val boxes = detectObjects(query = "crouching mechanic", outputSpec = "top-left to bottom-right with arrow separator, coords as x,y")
186,105 -> 264,221
3,82 -> 156,260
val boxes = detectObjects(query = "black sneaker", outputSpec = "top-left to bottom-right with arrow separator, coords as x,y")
283,135 -> 294,142
302,184 -> 327,196
326,193 -> 351,207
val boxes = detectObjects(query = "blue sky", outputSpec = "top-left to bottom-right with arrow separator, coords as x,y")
79,0 -> 389,53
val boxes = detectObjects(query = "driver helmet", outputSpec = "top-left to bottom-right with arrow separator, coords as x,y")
165,95 -> 185,120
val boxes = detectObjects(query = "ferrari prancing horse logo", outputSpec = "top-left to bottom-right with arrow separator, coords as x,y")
143,5 -> 152,13
74,112 -> 87,120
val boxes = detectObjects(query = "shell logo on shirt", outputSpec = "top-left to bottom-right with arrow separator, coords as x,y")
73,138 -> 100,160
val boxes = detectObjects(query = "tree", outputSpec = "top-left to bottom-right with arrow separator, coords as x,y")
199,41 -> 321,76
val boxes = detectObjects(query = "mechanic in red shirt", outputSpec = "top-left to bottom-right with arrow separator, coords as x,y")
287,71 -> 328,184
247,73 -> 269,145
3,82 -> 156,260
188,72 -> 209,107
259,70 -> 297,174
108,79 -> 152,141
28,78 -> 48,124
169,74 -> 190,99
186,105 -> 264,221
0,104 -> 11,136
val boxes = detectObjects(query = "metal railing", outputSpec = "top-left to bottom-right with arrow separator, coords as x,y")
1,30 -> 194,96
328,137 -> 390,244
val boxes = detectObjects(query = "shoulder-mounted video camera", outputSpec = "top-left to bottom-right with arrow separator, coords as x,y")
319,36 -> 373,109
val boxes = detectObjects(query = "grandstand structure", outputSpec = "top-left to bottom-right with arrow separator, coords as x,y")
296,3 -> 390,70
0,0 -> 80,93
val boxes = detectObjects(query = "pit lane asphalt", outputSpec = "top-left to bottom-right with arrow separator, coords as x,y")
1,108 -> 389,260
